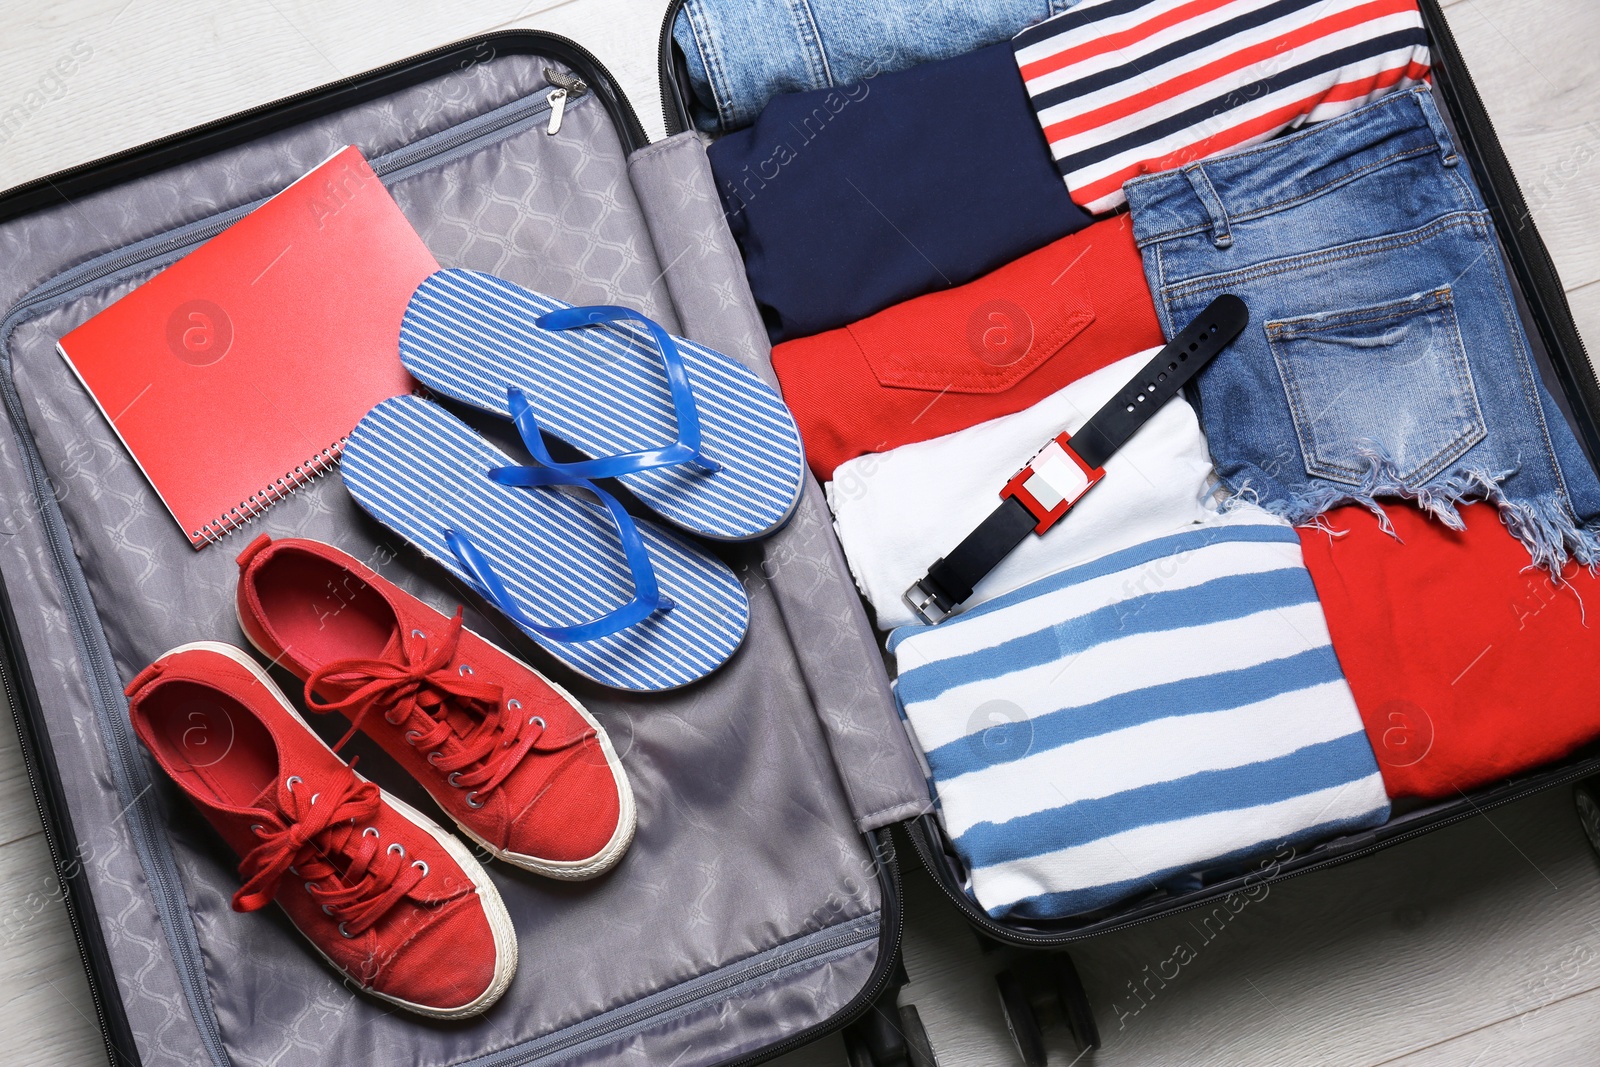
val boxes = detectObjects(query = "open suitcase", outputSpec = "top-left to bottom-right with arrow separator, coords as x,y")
654,0 -> 1600,1062
0,4 -> 1597,1067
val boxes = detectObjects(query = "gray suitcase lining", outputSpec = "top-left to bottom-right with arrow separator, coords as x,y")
0,45 -> 924,1067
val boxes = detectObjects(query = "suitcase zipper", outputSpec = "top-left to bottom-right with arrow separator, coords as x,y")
1419,0 -> 1600,453
545,90 -> 570,135
12,86 -> 583,314
470,901 -> 891,1066
717,831 -> 906,1067
0,30 -> 649,225
908,751 -> 1600,948
0,618 -> 127,1066
0,362 -> 233,1067
656,0 -> 691,137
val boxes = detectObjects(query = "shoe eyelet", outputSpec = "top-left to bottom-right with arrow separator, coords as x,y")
250,824 -> 266,836
404,730 -> 421,745
362,827 -> 380,838
458,663 -> 473,676
384,713 -> 404,726
285,775 -> 303,792
338,921 -> 354,939
411,860 -> 429,877
304,881 -> 318,894
447,772 -> 463,788
411,628 -> 425,639
308,792 -> 320,806
530,716 -> 545,729
427,752 -> 443,766
507,698 -> 522,711
321,904 -> 334,916
466,791 -> 484,809
386,843 -> 405,858
288,865 -> 299,877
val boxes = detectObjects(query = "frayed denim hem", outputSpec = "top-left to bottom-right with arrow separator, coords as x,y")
1224,448 -> 1600,575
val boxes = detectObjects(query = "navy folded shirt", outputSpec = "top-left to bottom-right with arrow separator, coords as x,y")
708,44 -> 1093,343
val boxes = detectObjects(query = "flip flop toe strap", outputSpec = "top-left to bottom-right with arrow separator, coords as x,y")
487,305 -> 722,489
443,477 -> 674,643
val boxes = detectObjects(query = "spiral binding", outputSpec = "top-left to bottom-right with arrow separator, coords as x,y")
190,438 -> 346,547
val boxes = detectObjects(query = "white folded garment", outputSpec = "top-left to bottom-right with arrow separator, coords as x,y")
826,349 -> 1216,629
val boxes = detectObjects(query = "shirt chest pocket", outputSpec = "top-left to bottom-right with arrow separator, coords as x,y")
849,283 -> 1095,395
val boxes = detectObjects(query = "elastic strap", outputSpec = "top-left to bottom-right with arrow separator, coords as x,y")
487,305 -> 721,490
443,477 -> 674,643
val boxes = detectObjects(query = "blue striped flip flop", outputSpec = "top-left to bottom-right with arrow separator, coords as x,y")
398,269 -> 805,542
340,396 -> 749,692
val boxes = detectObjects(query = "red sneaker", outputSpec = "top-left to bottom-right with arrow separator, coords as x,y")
126,643 -> 516,1018
234,535 -> 635,880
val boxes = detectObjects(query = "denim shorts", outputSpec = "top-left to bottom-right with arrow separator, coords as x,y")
672,0 -> 1075,134
1126,87 -> 1600,570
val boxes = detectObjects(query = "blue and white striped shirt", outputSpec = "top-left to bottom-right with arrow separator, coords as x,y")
891,508 -> 1389,919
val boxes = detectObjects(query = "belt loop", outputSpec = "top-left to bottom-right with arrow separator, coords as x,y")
1183,163 -> 1233,249
1416,87 -> 1461,167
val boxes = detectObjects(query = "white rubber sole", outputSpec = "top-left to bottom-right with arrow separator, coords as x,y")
452,658 -> 636,881
164,641 -> 518,1020
238,608 -> 638,880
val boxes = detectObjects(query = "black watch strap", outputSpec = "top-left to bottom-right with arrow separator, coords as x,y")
903,294 -> 1248,625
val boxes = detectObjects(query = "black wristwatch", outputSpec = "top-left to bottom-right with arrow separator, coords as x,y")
903,294 -> 1249,625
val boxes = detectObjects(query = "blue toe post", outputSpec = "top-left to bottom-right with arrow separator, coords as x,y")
443,476 -> 675,643
487,305 -> 722,490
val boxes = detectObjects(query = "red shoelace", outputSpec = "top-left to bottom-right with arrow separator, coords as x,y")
233,772 -> 425,936
304,610 -> 589,806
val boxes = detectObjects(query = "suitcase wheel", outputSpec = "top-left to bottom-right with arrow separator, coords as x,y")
841,960 -> 940,1067
842,1001 -> 940,1067
995,951 -> 1101,1065
1051,951 -> 1101,1052
898,1004 -> 937,1067
996,969 -> 1048,1067
1574,780 -> 1600,859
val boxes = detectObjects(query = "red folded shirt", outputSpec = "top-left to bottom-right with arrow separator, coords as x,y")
1299,502 -> 1600,799
769,214 -> 1163,480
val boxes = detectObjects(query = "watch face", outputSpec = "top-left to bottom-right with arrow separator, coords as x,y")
1024,440 -> 1093,512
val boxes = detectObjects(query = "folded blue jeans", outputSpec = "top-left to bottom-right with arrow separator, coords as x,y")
708,43 -> 1092,342
672,0 -> 1075,134
1126,87 -> 1600,570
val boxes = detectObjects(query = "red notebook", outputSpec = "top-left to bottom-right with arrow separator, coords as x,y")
57,146 -> 435,548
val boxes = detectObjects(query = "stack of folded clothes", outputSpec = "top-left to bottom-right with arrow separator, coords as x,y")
679,0 -> 1600,921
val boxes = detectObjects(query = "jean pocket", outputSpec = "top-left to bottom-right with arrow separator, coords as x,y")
1267,286 -> 1487,489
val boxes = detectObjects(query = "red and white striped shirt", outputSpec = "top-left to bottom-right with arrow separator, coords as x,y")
1013,0 -> 1432,214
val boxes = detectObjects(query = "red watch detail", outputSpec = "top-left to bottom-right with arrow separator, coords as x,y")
999,432 -> 1107,534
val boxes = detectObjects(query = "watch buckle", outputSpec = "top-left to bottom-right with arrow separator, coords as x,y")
903,578 -> 954,626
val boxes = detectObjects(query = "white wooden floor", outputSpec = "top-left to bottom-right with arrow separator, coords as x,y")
1,2 -> 1599,1064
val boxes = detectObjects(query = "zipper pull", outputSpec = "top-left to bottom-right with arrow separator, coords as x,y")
543,67 -> 588,136
544,67 -> 588,95
545,88 -> 568,135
